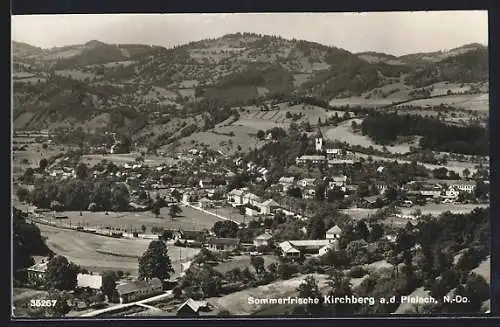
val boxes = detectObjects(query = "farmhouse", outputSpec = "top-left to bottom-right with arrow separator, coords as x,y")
326,225 -> 342,240
242,192 -> 262,206
318,240 -> 340,256
26,260 -> 48,285
116,278 -> 163,304
176,298 -> 209,317
77,273 -> 103,290
198,197 -> 214,209
295,155 -> 327,166
206,238 -> 240,252
328,175 -> 347,190
253,232 -> 273,247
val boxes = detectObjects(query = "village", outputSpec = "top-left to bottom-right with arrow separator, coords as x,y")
13,123 -> 490,317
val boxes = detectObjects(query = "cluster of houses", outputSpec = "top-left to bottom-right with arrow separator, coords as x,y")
295,129 -> 357,167
404,178 -> 478,203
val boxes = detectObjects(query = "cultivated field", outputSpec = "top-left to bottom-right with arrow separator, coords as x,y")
37,223 -> 199,277
45,205 -> 225,232
397,93 -> 489,112
205,206 -> 249,224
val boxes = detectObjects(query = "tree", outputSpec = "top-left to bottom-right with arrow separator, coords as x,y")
39,158 -> 49,171
462,168 -> 471,179
256,130 -> 266,140
160,230 -> 173,242
296,275 -> 324,314
141,225 -> 146,233
278,262 -> 298,280
169,205 -> 182,220
47,292 -> 71,317
101,271 -> 118,301
212,220 -> 239,238
355,220 -> 370,241
45,256 -> 79,291
368,223 -> 384,242
16,187 -> 30,202
138,240 -> 174,280
326,270 -> 354,316
151,204 -> 161,217
308,215 -> 326,240
171,189 -> 182,202
250,256 -> 265,275
75,163 -> 89,180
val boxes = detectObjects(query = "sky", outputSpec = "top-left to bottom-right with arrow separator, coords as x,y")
11,11 -> 488,56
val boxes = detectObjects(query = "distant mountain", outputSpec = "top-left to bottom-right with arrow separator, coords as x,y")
12,33 -> 488,134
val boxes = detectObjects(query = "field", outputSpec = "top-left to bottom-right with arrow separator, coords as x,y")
12,142 -> 65,177
207,273 -> 330,315
354,153 -> 481,175
397,93 -> 489,112
472,256 -> 491,284
80,153 -> 177,167
323,119 -> 414,154
37,223 -> 199,277
205,206 -> 249,224
44,205 -> 225,232
393,286 -> 431,314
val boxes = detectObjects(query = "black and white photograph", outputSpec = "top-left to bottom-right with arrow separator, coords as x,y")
12,11 -> 490,318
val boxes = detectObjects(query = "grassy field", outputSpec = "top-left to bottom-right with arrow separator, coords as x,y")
205,206 -> 249,224
37,223 -> 199,276
323,119 -> 413,154
12,142 -> 65,177
399,203 -> 488,217
472,256 -> 490,284
398,93 -> 489,112
46,206 -> 225,232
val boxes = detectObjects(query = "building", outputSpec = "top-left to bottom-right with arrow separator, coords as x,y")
279,241 -> 301,258
318,240 -> 339,256
315,128 -> 324,152
253,232 -> 273,247
198,197 -> 214,209
298,178 -> 317,189
176,298 -> 209,317
425,179 -> 476,194
278,176 -> 296,192
77,273 -> 103,290
116,278 -> 163,304
326,225 -> 342,240
295,155 -> 327,166
206,238 -> 240,252
227,189 -> 246,206
258,199 -> 280,215
328,175 -> 347,190
26,260 -> 48,285
242,192 -> 262,206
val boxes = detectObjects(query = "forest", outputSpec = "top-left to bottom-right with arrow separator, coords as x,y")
360,113 -> 488,155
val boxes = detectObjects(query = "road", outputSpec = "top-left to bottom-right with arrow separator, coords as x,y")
79,290 -> 173,317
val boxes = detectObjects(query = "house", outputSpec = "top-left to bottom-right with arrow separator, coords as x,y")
425,179 -> 476,194
279,241 -> 301,258
198,197 -> 214,209
242,192 -> 262,206
295,155 -> 327,166
26,260 -> 48,285
176,298 -> 209,317
77,273 -> 103,290
303,188 -> 316,200
199,178 -> 215,189
326,225 -> 342,240
278,176 -> 296,192
328,175 -> 347,190
206,238 -> 240,252
253,232 -> 273,247
258,199 -> 280,215
298,178 -> 317,189
326,148 -> 343,157
116,278 -> 163,304
227,189 -> 246,206
318,240 -> 339,256
377,166 -> 385,173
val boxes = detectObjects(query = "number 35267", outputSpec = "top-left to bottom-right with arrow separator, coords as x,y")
30,299 -> 57,307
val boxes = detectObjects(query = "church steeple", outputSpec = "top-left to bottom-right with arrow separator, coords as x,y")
315,127 -> 323,152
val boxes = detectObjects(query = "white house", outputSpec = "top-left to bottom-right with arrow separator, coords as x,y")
258,199 -> 280,215
298,178 -> 317,189
253,232 -> 273,247
318,240 -> 339,256
227,189 -> 246,206
279,241 -> 301,258
326,225 -> 342,240
295,155 -> 327,166
206,238 -> 240,252
116,278 -> 163,304
278,176 -> 296,192
242,192 -> 262,206
77,273 -> 103,290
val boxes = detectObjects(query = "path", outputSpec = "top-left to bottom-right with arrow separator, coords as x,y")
79,291 -> 173,317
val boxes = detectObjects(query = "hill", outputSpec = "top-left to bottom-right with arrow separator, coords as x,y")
12,33 -> 489,150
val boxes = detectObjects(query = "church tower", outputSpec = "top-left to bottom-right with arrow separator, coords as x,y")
315,128 -> 323,152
